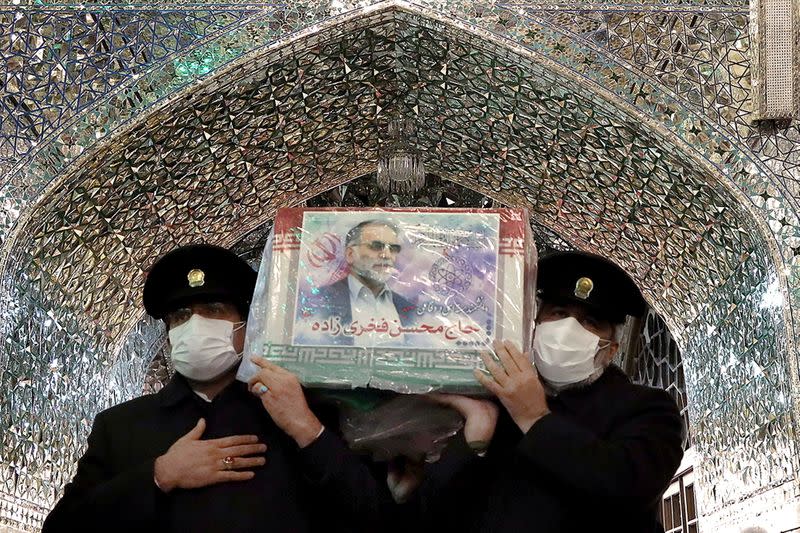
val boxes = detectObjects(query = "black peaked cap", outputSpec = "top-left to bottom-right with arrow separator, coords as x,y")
143,244 -> 257,319
537,251 -> 646,324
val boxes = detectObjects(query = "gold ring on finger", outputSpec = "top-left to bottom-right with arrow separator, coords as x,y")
222,456 -> 234,470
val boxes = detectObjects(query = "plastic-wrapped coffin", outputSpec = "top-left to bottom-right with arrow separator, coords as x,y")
238,207 -> 537,393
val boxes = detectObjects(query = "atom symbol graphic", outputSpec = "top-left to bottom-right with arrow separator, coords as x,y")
430,255 -> 473,295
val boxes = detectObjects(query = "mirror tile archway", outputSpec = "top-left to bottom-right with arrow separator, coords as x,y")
1,2 -> 798,530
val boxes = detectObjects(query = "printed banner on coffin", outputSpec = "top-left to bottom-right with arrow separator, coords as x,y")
239,207 -> 535,393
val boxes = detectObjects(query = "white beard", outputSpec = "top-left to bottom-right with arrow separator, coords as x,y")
353,262 -> 398,285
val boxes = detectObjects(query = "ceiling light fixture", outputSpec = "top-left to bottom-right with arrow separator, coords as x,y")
377,117 -> 426,194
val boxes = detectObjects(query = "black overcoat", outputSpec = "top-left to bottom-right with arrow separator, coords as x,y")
42,375 -> 394,533
418,365 -> 685,533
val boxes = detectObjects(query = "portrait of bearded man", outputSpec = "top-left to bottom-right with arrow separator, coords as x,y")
309,219 -> 417,346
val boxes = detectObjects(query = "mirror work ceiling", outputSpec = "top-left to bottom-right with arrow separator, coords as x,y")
1,1 -> 799,531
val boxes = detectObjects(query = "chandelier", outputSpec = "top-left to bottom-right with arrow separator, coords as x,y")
377,117 -> 426,194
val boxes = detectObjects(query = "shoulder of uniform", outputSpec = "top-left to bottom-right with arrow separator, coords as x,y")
96,392 -> 161,423
625,382 -> 681,418
603,367 -> 680,412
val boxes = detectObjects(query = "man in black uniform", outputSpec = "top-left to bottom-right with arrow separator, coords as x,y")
421,250 -> 684,533
43,244 -> 393,533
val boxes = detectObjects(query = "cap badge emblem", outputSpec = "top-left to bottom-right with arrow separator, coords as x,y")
574,277 -> 594,300
187,269 -> 205,288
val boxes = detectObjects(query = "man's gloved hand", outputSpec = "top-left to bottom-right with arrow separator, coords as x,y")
153,418 -> 267,493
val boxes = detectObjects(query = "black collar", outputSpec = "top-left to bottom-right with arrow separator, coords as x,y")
158,374 -> 195,408
158,374 -> 250,408
552,364 -> 629,406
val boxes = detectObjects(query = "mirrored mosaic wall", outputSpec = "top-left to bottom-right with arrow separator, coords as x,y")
630,308 -> 694,451
1,1 -> 798,531
682,251 -> 796,514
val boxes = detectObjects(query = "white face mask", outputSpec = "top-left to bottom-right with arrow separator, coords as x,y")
168,315 -> 244,382
533,317 -> 612,386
